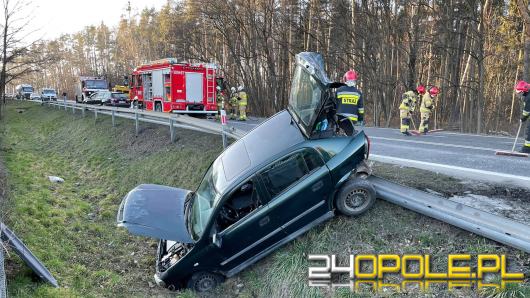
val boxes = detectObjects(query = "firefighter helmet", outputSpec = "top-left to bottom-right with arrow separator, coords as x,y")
231,87 -> 236,93
416,85 -> 426,94
343,70 -> 358,87
216,86 -> 221,91
515,81 -> 529,93
429,86 -> 440,96
238,85 -> 244,92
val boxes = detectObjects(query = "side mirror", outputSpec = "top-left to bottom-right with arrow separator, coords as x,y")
212,233 -> 222,248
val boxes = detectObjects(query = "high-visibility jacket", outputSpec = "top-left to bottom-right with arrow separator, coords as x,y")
336,85 -> 364,122
217,93 -> 226,108
238,91 -> 248,106
420,93 -> 434,113
399,91 -> 417,112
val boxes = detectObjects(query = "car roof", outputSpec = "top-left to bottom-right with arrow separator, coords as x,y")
217,110 -> 305,191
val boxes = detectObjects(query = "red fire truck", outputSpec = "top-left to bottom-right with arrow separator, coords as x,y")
129,58 -> 220,114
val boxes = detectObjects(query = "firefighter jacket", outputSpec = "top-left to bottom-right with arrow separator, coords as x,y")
238,91 -> 248,106
336,85 -> 364,122
522,92 -> 530,122
399,91 -> 417,112
217,92 -> 226,108
420,93 -> 434,113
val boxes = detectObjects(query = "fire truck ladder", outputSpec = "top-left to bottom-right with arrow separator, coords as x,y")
206,67 -> 215,105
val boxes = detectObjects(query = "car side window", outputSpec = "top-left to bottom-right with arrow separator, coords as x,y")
216,179 -> 263,233
261,148 -> 324,199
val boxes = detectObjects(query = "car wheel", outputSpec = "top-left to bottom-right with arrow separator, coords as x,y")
336,178 -> 376,216
186,272 -> 223,292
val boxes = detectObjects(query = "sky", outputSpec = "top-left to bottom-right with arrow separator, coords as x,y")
30,0 -> 168,40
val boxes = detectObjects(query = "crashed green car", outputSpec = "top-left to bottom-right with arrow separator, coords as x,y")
117,52 -> 376,292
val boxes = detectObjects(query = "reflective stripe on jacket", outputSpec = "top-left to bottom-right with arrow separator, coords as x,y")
336,85 -> 364,121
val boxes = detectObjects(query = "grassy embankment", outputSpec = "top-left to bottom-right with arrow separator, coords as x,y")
0,101 -> 528,297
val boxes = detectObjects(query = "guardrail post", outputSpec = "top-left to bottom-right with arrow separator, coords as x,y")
170,118 -> 176,143
112,110 -> 116,127
135,112 -> 139,136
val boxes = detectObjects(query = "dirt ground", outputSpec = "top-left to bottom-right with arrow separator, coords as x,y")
373,162 -> 530,225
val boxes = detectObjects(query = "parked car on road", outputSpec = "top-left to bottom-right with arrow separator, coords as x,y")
29,93 -> 40,100
117,52 -> 376,292
87,90 -> 110,104
40,88 -> 57,101
105,92 -> 130,107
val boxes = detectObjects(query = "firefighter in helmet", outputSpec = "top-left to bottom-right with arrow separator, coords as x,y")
399,85 -> 425,135
215,86 -> 226,120
336,70 -> 364,125
229,87 -> 238,120
237,85 -> 248,121
418,86 -> 439,134
515,81 -> 530,153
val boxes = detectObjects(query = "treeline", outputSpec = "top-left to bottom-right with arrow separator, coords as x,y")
17,0 -> 530,133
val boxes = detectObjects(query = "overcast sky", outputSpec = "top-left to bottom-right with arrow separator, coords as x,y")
30,0 -> 167,40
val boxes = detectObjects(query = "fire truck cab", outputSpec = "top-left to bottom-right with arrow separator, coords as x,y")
130,58 -> 219,114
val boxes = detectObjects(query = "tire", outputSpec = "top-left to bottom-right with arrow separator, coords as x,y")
335,178 -> 376,216
186,272 -> 224,292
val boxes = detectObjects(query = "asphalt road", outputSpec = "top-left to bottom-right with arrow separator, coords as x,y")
225,118 -> 530,188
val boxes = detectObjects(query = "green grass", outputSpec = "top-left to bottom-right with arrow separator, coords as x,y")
1,101 -> 528,297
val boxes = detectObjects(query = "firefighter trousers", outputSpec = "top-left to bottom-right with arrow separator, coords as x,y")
399,110 -> 411,133
239,105 -> 247,120
419,111 -> 431,133
524,121 -> 530,152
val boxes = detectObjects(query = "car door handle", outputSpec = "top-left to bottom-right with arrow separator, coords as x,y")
259,216 -> 270,227
311,181 -> 324,192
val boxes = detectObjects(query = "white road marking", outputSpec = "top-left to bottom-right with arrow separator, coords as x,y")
365,126 -> 521,141
371,154 -> 530,189
370,136 -> 500,152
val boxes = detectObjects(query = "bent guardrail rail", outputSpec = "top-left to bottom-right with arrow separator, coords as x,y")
368,175 -> 530,254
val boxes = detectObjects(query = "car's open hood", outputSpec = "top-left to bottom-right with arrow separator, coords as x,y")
117,184 -> 194,243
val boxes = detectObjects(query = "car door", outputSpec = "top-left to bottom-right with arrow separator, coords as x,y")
215,177 -> 286,275
260,148 -> 333,237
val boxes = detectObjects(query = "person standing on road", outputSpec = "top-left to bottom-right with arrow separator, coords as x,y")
336,70 -> 364,126
399,85 -> 425,135
237,85 -> 248,121
515,81 -> 530,153
215,86 -> 226,121
418,86 -> 439,134
229,87 -> 238,120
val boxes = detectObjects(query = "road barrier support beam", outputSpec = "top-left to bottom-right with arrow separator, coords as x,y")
170,118 -> 176,143
112,110 -> 115,127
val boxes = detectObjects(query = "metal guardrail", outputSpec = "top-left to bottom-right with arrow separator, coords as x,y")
368,176 -> 530,254
32,99 -> 247,143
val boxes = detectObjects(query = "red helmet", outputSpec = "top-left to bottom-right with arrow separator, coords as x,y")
429,86 -> 440,96
515,80 -> 529,93
416,85 -> 426,94
343,70 -> 358,82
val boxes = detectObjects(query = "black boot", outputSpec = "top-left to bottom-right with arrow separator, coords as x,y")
402,131 -> 411,136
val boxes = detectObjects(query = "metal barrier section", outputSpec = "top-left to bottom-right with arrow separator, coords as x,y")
368,176 -> 530,254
